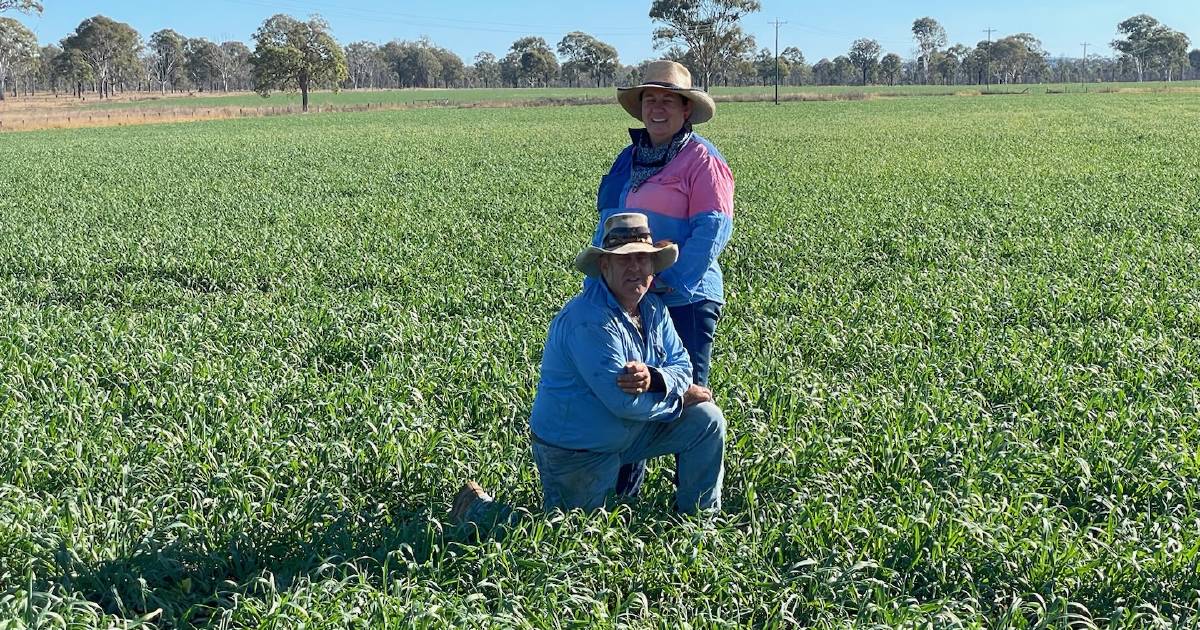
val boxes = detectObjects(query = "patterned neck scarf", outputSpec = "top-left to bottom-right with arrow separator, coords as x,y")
629,123 -> 693,191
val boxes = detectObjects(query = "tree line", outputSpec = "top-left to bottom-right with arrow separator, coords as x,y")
0,0 -> 1197,106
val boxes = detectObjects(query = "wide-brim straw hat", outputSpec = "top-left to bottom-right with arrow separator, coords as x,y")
575,213 -> 678,278
617,60 -> 716,125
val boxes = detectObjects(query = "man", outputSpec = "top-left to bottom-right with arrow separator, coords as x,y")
452,213 -> 726,521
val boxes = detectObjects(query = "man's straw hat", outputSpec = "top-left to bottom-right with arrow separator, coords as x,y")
617,60 -> 716,124
575,213 -> 678,278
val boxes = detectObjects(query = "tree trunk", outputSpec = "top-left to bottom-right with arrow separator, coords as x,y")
301,77 -> 309,112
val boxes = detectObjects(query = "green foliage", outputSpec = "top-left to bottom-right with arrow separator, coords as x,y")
2,93 -> 1200,627
649,0 -> 762,91
60,15 -> 141,99
0,15 -> 36,99
1112,14 -> 1193,82
250,14 -> 347,112
0,0 -> 40,15
556,32 -> 619,88
149,29 -> 185,92
847,38 -> 881,85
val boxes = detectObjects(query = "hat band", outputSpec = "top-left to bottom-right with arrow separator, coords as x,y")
643,81 -> 689,90
603,227 -> 652,248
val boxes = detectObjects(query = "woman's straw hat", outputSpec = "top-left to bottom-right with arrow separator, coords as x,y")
575,213 -> 678,277
617,60 -> 716,124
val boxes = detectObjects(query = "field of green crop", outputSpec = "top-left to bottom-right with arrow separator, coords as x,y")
2,92 -> 1200,628
71,79 -> 1200,112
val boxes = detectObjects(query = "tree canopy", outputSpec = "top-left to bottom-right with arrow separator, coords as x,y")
848,38 -> 881,85
557,31 -> 619,87
0,16 -> 36,99
912,17 -> 946,84
1112,14 -> 1191,81
61,15 -> 141,99
0,0 -> 41,15
649,0 -> 761,91
250,14 -> 346,112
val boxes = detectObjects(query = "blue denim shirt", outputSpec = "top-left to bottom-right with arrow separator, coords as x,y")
529,280 -> 694,453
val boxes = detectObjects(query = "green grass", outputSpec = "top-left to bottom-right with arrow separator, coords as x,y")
2,92 -> 1200,627
72,79 -> 1200,112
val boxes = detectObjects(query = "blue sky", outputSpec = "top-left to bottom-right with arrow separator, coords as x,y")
11,0 -> 1199,63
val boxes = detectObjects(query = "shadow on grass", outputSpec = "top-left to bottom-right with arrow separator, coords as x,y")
50,498 -> 450,627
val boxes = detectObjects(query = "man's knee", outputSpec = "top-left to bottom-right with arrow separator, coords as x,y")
684,401 -> 725,441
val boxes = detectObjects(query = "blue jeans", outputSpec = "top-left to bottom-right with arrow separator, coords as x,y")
616,299 -> 722,496
532,402 -> 726,514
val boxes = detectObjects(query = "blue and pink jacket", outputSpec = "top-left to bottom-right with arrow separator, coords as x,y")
593,130 -> 735,308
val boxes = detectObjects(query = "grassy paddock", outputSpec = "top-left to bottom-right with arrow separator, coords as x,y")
1,93 -> 1200,627
55,79 -> 1200,111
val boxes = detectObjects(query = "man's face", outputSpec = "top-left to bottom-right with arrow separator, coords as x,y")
599,252 -> 654,307
641,87 -> 692,146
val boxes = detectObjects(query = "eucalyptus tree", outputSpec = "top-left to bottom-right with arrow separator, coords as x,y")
1111,15 -> 1189,81
848,38 -> 881,85
812,58 -> 833,85
217,41 -> 251,91
0,16 -> 36,100
649,0 -> 761,90
0,0 -> 40,14
832,55 -> 854,85
344,41 -> 381,89
52,46 -> 91,96
473,51 -> 499,87
557,31 -> 619,87
250,14 -> 346,112
781,46 -> 809,84
149,29 -> 185,93
507,36 -> 557,87
753,47 -> 787,85
911,17 -> 946,84
61,15 -> 141,98
37,42 -> 59,92
184,37 -> 221,91
434,46 -> 464,87
880,52 -> 902,85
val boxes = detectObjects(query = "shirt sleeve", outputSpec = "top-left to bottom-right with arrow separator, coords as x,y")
654,153 -> 734,293
565,320 -> 684,423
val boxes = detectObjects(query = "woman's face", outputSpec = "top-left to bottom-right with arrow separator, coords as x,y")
641,87 -> 692,146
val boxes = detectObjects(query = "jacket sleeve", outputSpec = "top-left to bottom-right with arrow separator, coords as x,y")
654,153 -> 734,293
565,320 -> 684,423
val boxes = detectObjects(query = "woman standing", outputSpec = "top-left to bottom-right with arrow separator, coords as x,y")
594,60 -> 735,497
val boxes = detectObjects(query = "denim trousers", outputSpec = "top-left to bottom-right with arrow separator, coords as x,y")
532,402 -> 726,514
616,299 -> 722,496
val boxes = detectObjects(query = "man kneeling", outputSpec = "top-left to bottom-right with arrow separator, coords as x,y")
453,213 -> 725,521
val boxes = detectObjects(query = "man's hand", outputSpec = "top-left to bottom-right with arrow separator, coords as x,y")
617,361 -> 652,395
683,384 -> 713,407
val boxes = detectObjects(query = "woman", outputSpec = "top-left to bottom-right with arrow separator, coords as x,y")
593,60 -> 735,497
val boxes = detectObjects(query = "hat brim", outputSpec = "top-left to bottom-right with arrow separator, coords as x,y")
574,241 -> 679,278
617,85 -> 715,124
